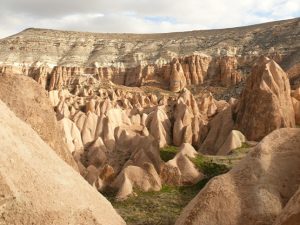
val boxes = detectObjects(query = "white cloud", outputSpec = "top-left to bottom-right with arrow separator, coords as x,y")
0,0 -> 299,38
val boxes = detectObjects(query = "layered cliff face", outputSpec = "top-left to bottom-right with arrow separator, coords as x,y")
0,18 -> 299,92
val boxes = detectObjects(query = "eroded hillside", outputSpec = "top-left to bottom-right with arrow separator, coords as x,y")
1,18 -> 300,225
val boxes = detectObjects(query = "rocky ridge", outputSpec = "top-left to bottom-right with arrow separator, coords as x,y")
0,18 -> 299,92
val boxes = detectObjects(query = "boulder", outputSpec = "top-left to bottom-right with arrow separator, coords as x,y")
176,128 -> 300,225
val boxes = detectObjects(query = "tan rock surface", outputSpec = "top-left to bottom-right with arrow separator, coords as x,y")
292,97 -> 300,125
274,187 -> 300,225
217,130 -> 247,155
112,163 -> 162,200
146,107 -> 172,148
207,56 -> 242,87
235,57 -> 295,141
161,143 -> 204,186
58,118 -> 83,154
200,107 -> 234,155
0,74 -> 78,170
0,100 -> 125,225
176,128 -> 300,225
169,59 -> 187,92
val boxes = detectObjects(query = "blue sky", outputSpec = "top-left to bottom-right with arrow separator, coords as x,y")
0,0 -> 299,38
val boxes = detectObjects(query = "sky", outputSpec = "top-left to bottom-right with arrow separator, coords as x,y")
0,0 -> 299,38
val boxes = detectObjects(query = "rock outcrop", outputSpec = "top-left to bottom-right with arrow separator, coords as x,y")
175,128 -> 300,225
1,17 -> 300,224
112,163 -> 162,200
0,74 -> 78,170
169,59 -> 187,92
161,143 -> 204,186
217,130 -> 247,155
0,100 -> 125,225
59,118 -> 84,154
146,107 -> 172,148
200,107 -> 234,155
291,88 -> 300,125
274,186 -> 300,225
1,18 -> 299,92
208,56 -> 242,87
235,57 -> 295,141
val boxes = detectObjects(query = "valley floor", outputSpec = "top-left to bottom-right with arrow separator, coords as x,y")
105,145 -> 250,225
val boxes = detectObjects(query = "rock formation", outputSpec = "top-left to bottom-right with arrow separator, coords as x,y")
207,56 -> 242,87
169,59 -> 187,92
161,143 -> 204,185
235,57 -> 295,141
274,186 -> 300,225
0,100 -> 125,225
217,130 -> 247,155
0,18 -> 299,224
59,118 -> 84,154
0,18 -> 299,92
219,56 -> 242,87
112,163 -> 162,200
176,128 -> 300,225
146,107 -> 172,148
0,74 -> 78,170
291,88 -> 300,125
200,107 -> 234,155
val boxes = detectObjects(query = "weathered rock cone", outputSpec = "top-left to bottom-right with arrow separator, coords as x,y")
200,107 -> 234,155
235,57 -> 295,141
161,143 -> 204,186
217,130 -> 246,155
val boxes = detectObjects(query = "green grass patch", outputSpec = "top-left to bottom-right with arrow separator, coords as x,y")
160,145 -> 178,162
190,155 -> 230,178
105,154 -> 231,225
105,146 -> 234,225
106,181 -> 209,225
231,142 -> 252,154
